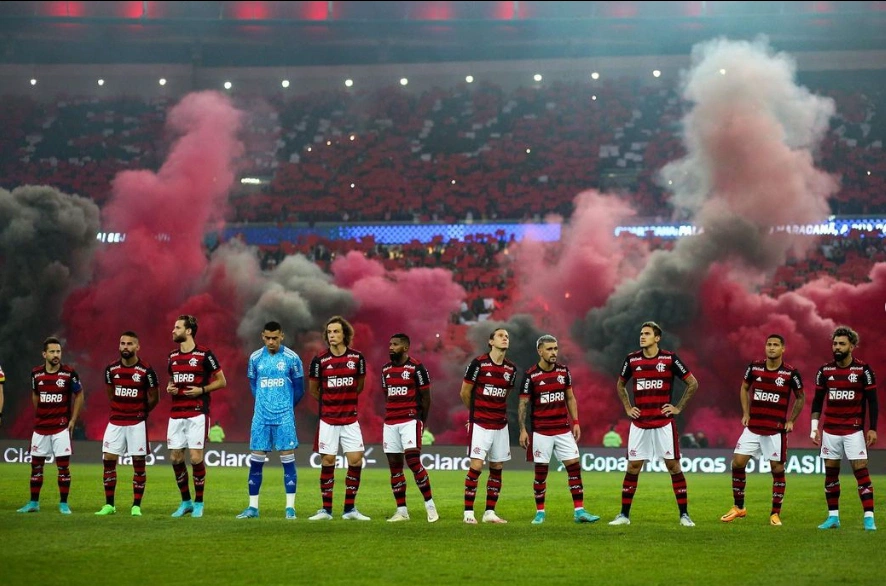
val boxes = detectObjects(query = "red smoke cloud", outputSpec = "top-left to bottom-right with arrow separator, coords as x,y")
63,91 -> 246,441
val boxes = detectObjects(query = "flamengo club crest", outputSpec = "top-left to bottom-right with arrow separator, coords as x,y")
347,361 -> 356,369
189,358 -> 199,367
401,370 -> 410,379
132,373 -> 141,383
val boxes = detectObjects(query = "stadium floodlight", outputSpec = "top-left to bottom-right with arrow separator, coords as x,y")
465,75 -> 474,83
224,81 -> 232,90
400,77 -> 408,86
592,95 -> 597,101
652,70 -> 661,78
719,68 -> 726,75
98,79 -> 105,86
451,179 -> 456,185
349,135 -> 355,141
159,78 -> 167,86
526,148 -> 531,154
30,78 -> 37,86
591,72 -> 600,80
281,80 -> 290,88
533,74 -> 542,82
350,183 -> 355,188
345,78 -> 354,87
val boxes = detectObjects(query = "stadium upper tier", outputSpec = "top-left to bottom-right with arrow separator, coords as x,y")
1,75 -> 883,220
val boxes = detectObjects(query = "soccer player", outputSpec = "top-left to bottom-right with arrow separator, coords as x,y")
17,337 -> 84,514
518,335 -> 599,525
307,316 -> 370,521
811,326 -> 878,531
720,334 -> 804,526
460,327 -> 517,524
95,331 -> 160,517
381,333 -> 439,523
166,314 -> 227,518
237,321 -> 305,520
609,321 -> 699,527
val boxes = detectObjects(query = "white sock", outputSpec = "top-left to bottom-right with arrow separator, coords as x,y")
424,499 -> 436,510
464,510 -> 475,519
286,493 -> 295,509
830,510 -> 839,518
864,511 -> 874,518
397,506 -> 408,516
249,496 -> 259,509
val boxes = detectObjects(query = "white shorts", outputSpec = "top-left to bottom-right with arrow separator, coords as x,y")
469,423 -> 511,463
530,431 -> 580,464
627,421 -> 680,462
30,430 -> 72,458
167,415 -> 207,450
734,428 -> 786,463
383,420 -> 422,453
103,421 -> 148,457
821,430 -> 868,461
316,421 -> 364,455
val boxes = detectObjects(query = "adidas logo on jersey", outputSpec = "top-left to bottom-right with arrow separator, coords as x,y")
828,376 -> 835,380
326,365 -> 333,370
635,367 -> 642,371
756,377 -> 762,382
538,381 -> 545,386
114,374 -> 120,379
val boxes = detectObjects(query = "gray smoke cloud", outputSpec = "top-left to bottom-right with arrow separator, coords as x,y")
0,186 -> 100,423
579,36 -> 839,373
208,241 -> 356,345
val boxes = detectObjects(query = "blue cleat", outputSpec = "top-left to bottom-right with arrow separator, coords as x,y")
285,507 -> 297,520
191,502 -> 204,518
574,509 -> 601,524
17,501 -> 40,513
864,517 -> 877,531
818,516 -> 841,529
236,506 -> 259,519
59,503 -> 72,515
171,500 -> 194,518
531,511 -> 546,525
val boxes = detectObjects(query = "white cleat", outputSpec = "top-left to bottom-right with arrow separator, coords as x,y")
426,505 -> 439,523
342,509 -> 371,521
308,509 -> 333,521
387,511 -> 410,522
679,513 -> 696,527
482,510 -> 508,524
609,514 -> 631,526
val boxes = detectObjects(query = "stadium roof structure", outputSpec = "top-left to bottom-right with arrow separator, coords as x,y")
1,1 -> 885,67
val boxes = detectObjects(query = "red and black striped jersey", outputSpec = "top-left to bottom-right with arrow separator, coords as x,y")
310,348 -> 366,425
816,359 -> 877,436
31,364 -> 82,435
381,357 -> 430,425
464,353 -> 517,431
520,363 -> 572,436
744,361 -> 804,436
619,349 -> 692,429
167,345 -> 221,419
105,359 -> 159,426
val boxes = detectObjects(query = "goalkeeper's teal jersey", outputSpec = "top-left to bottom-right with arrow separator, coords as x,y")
247,346 -> 304,424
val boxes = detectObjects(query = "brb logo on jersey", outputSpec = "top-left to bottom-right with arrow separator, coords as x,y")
387,386 -> 409,396
173,373 -> 196,383
636,379 -> 664,390
260,378 -> 285,388
539,391 -> 565,404
328,376 -> 355,388
114,387 -> 140,397
829,390 -> 856,400
482,385 -> 508,398
754,391 -> 781,403
40,392 -> 64,402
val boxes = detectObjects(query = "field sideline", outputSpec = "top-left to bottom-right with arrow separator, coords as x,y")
1,464 -> 882,585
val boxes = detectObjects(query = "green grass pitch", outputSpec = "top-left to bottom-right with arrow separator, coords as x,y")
1,464 -> 882,585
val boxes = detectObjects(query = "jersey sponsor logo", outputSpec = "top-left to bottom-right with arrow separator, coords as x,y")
114,386 -> 140,398
829,390 -> 856,400
260,378 -> 286,388
40,392 -> 64,403
173,372 -> 196,383
482,384 -> 508,398
328,376 -> 355,388
636,378 -> 664,390
387,385 -> 409,396
753,391 -> 781,403
539,391 -> 565,404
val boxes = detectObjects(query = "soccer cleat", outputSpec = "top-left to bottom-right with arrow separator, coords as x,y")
769,513 -> 782,526
679,513 -> 696,527
387,511 -> 410,523
17,501 -> 40,513
818,516 -> 841,530
236,506 -> 259,519
131,506 -> 142,517
59,503 -> 72,515
574,509 -> 601,524
531,511 -> 546,525
285,507 -> 297,520
863,517 -> 877,531
426,505 -> 439,523
308,509 -> 333,521
720,506 -> 747,523
463,514 -> 478,525
95,504 -> 117,516
482,510 -> 508,524
608,513 -> 631,526
191,502 -> 204,518
171,500 -> 194,518
342,509 -> 371,521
